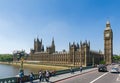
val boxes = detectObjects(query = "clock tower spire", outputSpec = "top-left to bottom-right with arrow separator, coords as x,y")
106,20 -> 111,30
104,21 -> 113,64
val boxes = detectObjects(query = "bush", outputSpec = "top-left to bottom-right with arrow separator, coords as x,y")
99,60 -> 105,64
0,54 -> 13,62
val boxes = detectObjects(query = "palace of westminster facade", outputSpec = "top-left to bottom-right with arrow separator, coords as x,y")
24,21 -> 113,67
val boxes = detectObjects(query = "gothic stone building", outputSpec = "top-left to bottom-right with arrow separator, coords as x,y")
27,38 -> 104,67
16,21 -> 113,67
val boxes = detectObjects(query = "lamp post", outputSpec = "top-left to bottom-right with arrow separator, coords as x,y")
13,50 -> 26,73
92,55 -> 94,67
20,57 -> 24,73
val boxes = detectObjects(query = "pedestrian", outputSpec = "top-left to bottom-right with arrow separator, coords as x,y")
42,71 -> 46,82
70,67 -> 74,74
45,70 -> 50,82
52,70 -> 56,76
80,66 -> 82,72
19,71 -> 24,83
39,70 -> 43,82
19,72 -> 22,83
29,72 -> 34,83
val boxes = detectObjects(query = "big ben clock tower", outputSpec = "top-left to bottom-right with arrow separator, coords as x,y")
104,21 -> 113,64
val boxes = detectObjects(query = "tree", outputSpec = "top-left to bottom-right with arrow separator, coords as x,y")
113,55 -> 120,63
99,60 -> 106,64
0,54 -> 13,62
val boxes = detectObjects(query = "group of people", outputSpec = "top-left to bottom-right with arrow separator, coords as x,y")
29,70 -> 52,83
18,70 -> 51,83
19,70 -> 35,83
38,70 -> 51,82
70,66 -> 83,74
19,66 -> 83,83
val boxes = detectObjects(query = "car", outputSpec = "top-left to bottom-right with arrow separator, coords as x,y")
98,65 -> 107,72
110,67 -> 119,73
111,63 -> 115,65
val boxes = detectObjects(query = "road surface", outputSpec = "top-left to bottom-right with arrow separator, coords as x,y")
56,64 -> 120,83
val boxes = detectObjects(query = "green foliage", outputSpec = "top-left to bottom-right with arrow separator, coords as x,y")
113,55 -> 120,63
0,54 -> 13,62
99,60 -> 106,64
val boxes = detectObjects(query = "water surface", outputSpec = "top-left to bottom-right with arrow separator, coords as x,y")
0,64 -> 41,79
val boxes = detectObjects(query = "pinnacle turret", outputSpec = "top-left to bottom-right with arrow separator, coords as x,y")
106,20 -> 111,30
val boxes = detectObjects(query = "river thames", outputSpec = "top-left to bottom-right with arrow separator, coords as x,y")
0,64 -> 41,79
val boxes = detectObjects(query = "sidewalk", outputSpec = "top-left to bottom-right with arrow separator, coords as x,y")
25,67 -> 97,83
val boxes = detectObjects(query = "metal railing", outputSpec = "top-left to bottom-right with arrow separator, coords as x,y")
0,66 -> 94,83
0,77 -> 17,83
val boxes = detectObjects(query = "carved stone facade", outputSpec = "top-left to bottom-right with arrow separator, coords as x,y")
27,39 -> 104,67
104,21 -> 113,64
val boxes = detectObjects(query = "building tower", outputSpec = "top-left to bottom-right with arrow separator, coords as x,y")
80,41 -> 90,66
69,42 -> 75,65
51,37 -> 55,53
34,38 -> 43,52
104,21 -> 113,64
34,38 -> 37,51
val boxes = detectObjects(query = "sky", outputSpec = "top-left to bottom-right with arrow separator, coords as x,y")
0,0 -> 120,54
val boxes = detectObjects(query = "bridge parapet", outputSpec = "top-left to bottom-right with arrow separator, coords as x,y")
0,74 -> 39,83
0,66 -> 94,83
0,77 -> 17,83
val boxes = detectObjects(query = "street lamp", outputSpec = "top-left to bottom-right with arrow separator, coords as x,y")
13,50 -> 26,73
92,55 -> 94,67
20,57 -> 24,73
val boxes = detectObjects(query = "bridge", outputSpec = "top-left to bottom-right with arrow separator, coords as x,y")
0,66 -> 95,83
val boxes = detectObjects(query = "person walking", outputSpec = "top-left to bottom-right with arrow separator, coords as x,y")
19,72 -> 22,83
80,66 -> 82,72
42,71 -> 46,82
29,72 -> 34,83
52,70 -> 56,76
70,67 -> 74,74
39,70 -> 43,82
45,70 -> 50,82
19,71 -> 24,83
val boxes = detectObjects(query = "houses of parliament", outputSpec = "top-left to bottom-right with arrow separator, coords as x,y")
22,21 -> 113,67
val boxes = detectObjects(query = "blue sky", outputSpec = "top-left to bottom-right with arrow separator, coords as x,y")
0,0 -> 119,54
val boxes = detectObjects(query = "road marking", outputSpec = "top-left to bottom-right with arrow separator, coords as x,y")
116,74 -> 120,81
89,72 -> 108,83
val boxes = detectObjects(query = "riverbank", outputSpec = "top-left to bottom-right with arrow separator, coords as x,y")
0,61 -> 68,71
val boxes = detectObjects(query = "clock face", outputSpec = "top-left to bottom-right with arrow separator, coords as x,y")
105,33 -> 110,37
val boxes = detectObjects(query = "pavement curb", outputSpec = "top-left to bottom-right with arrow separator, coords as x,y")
54,68 -> 97,83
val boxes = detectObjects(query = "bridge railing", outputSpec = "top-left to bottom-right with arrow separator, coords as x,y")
0,74 -> 41,83
0,77 -> 17,83
0,66 -> 94,83
55,66 -> 94,75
